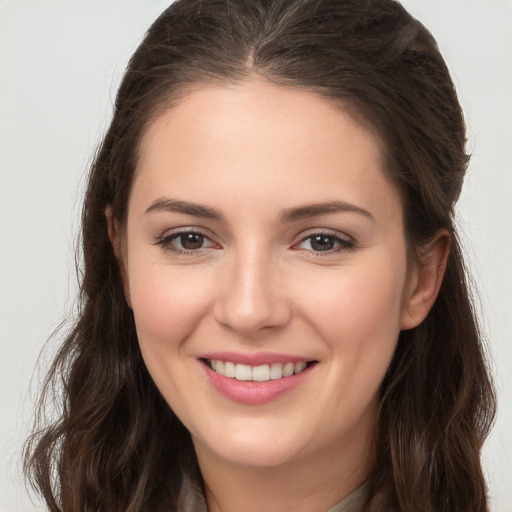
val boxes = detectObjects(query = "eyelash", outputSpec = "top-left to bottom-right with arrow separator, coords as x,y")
154,229 -> 219,256
295,232 -> 355,256
154,229 -> 355,256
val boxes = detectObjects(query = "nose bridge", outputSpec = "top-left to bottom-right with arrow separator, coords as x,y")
214,242 -> 290,335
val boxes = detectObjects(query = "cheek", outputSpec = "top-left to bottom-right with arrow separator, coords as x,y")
126,264 -> 217,427
297,259 -> 407,437
128,263 -> 214,352
297,254 -> 407,381
306,264 -> 404,333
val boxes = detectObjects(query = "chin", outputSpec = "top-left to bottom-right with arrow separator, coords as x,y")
192,428 -> 312,468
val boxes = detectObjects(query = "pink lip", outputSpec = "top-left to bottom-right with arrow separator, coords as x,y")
198,358 -> 316,405
198,351 -> 311,366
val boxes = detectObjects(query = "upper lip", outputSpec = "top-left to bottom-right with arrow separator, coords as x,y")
198,351 -> 314,366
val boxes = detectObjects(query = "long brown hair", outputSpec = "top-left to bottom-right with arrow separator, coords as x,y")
24,1 -> 496,510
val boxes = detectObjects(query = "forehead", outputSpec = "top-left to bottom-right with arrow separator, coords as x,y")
140,80 -> 382,162
133,80 -> 401,222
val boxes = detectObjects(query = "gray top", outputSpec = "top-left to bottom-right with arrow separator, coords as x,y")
327,481 -> 370,512
176,475 -> 370,512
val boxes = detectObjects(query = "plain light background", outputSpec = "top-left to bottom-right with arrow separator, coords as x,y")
0,1 -> 510,511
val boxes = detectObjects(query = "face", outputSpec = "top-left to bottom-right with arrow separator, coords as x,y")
118,80 -> 418,470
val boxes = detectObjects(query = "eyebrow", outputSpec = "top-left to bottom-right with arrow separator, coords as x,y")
280,201 -> 374,223
145,198 -> 224,220
145,197 -> 373,223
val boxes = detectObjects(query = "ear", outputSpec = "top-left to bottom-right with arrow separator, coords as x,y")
400,230 -> 451,330
105,206 -> 132,308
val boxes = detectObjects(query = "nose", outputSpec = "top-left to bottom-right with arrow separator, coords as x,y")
213,249 -> 292,337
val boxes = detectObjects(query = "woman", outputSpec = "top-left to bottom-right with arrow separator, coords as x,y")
24,0 -> 496,510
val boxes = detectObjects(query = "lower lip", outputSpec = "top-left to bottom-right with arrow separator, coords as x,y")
201,361 -> 315,405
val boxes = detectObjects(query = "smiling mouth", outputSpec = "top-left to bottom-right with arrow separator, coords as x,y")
204,359 -> 316,382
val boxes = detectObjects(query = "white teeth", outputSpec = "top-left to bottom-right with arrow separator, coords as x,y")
209,359 -> 310,381
252,364 -> 270,381
224,361 -> 236,378
282,362 -> 295,377
270,363 -> 283,380
294,362 -> 307,374
235,364 -> 252,381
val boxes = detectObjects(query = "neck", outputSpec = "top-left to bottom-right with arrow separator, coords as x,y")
193,434 -> 375,512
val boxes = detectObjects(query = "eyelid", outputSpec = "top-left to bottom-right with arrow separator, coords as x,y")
153,227 -> 221,254
292,229 -> 355,254
153,226 -> 354,256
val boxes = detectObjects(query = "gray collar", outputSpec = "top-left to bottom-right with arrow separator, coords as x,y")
176,475 -> 370,512
327,480 -> 370,512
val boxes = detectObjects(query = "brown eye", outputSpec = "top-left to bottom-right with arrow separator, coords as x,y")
179,233 -> 205,250
296,233 -> 354,254
156,230 -> 218,254
310,235 -> 335,251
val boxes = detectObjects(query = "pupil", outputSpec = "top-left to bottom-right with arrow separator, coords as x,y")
311,235 -> 334,251
181,233 -> 204,250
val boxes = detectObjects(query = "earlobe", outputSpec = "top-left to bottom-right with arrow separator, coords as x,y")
400,230 -> 451,330
105,206 -> 132,309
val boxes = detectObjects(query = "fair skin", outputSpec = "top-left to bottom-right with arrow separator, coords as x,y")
108,79 -> 449,512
